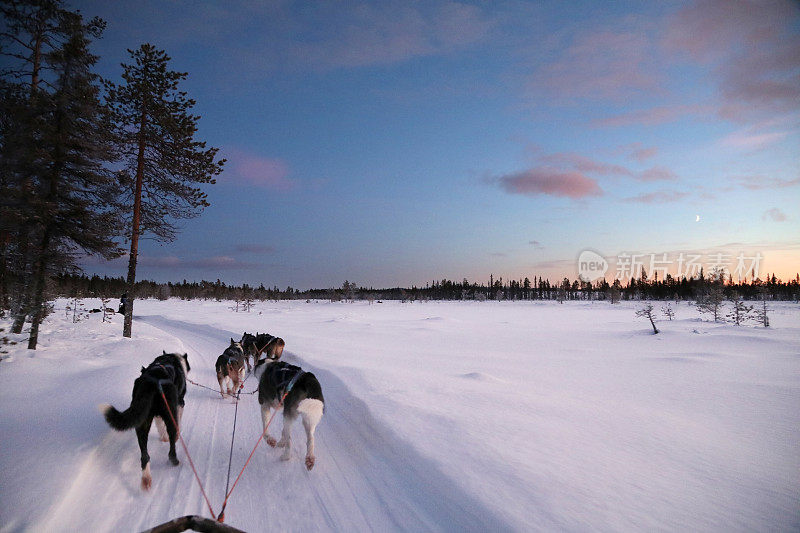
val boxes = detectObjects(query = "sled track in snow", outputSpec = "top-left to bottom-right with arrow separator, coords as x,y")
34,314 -> 512,532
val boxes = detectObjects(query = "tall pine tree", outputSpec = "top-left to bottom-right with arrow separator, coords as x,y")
105,44 -> 224,337
0,0 -> 68,331
25,11 -> 123,349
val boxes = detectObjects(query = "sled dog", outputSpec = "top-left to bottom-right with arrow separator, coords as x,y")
253,357 -> 324,470
241,331 -> 284,369
215,338 -> 246,396
100,352 -> 190,490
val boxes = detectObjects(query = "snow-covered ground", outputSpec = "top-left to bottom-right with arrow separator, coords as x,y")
1,298 -> 798,532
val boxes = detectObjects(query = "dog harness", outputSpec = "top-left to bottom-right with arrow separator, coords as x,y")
251,334 -> 279,359
144,362 -> 177,383
266,362 -> 305,395
140,358 -> 186,398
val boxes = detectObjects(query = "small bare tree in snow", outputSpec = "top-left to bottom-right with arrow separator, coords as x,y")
100,297 -> 113,323
635,303 -> 659,334
697,285 -> 725,322
755,288 -> 770,328
662,303 -> 675,320
0,327 -> 16,358
726,292 -> 753,326
66,297 -> 88,323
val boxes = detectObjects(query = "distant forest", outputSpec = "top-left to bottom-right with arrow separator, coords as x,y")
48,270 -> 800,303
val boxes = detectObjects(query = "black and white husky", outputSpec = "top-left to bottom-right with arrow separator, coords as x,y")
100,352 -> 190,490
215,338 -> 246,397
253,357 -> 324,470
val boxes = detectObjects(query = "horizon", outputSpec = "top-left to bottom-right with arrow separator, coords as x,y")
64,265 -> 800,292
73,0 -> 800,289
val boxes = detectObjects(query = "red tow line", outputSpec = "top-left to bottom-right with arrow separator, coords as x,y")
216,388 -> 291,523
157,385 -> 218,519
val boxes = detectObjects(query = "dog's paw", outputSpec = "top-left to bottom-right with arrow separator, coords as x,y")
160,436 -> 169,442
266,436 -> 277,447
169,455 -> 180,466
305,455 -> 315,470
141,474 -> 152,491
281,450 -> 291,461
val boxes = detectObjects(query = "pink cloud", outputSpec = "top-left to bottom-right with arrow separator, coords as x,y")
227,149 -> 294,191
762,208 -> 788,222
531,29 -> 659,100
722,130 -> 790,149
595,0 -> 798,127
89,252 -> 264,270
664,0 -> 800,121
734,175 -> 800,190
191,256 -> 239,269
139,255 -> 182,268
663,0 -> 796,62
540,152 -> 634,177
233,244 -> 275,254
138,255 -> 256,270
639,167 -> 677,182
592,104 -> 714,128
618,143 -> 658,162
495,169 -> 602,199
289,2 -> 493,70
536,151 -> 677,182
624,190 -> 689,203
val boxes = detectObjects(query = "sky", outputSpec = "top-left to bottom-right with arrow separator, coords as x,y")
74,0 -> 800,289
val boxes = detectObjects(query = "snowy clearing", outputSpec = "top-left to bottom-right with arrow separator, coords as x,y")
1,298 -> 798,532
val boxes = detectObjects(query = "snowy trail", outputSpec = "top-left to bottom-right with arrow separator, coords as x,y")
32,314 -> 511,532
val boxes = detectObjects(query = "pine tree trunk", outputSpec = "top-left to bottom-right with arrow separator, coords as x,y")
123,239 -> 137,338
11,27 -> 46,335
123,109 -> 147,338
11,277 -> 28,333
27,228 -> 51,350
27,95 -> 65,350
10,219 -> 36,334
0,232 -> 8,310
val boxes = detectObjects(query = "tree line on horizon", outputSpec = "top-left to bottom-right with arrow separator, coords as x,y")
0,0 -> 223,348
48,268 -> 800,304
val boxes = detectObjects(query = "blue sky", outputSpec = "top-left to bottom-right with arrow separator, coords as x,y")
77,0 -> 800,288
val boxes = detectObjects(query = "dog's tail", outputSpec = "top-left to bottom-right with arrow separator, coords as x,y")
297,398 -> 324,429
100,379 -> 155,431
